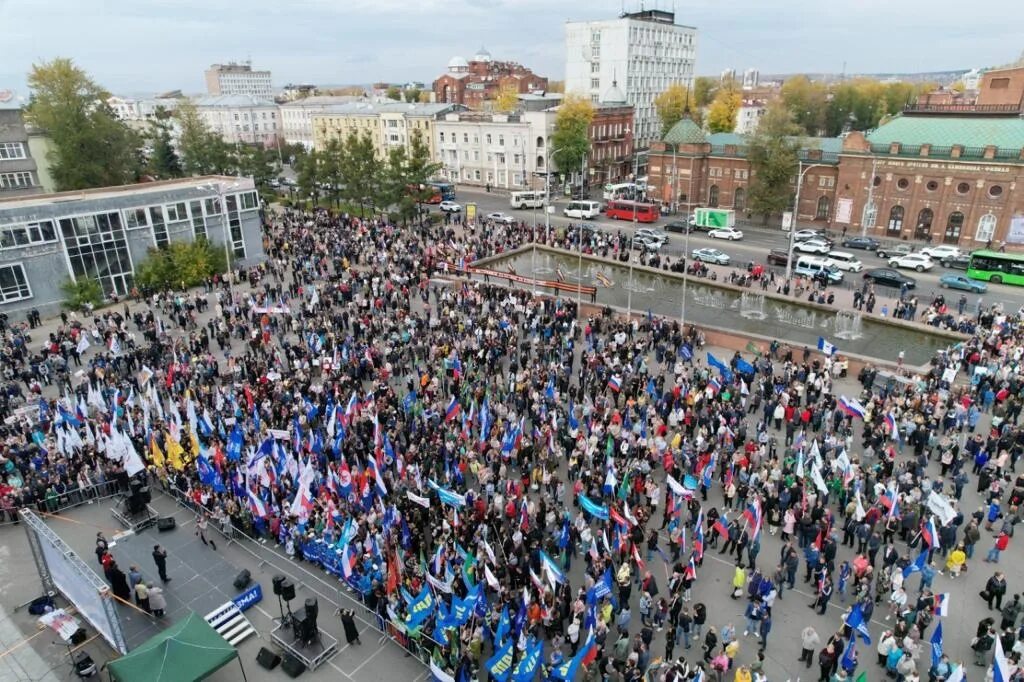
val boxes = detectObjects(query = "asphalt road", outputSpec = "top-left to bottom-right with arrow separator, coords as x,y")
453,186 -> 1024,313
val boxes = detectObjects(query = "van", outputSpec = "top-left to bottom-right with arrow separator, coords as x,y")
794,256 -> 843,283
563,200 -> 602,219
826,250 -> 863,273
510,190 -> 547,210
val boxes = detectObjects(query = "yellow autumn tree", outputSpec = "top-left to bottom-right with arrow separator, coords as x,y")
494,84 -> 520,112
655,83 -> 692,137
706,85 -> 741,133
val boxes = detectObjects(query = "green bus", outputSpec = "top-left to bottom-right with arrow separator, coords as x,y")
966,250 -> 1024,285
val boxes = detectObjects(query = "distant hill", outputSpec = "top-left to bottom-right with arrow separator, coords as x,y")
758,70 -> 966,84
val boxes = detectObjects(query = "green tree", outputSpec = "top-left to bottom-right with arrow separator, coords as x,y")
60,277 -> 104,309
147,123 -> 182,179
386,86 -> 402,101
134,240 -> 226,291
745,102 -> 801,223
779,75 -> 829,135
237,145 -> 279,189
404,87 -> 422,103
655,83 -> 692,137
692,77 -> 717,108
176,100 -> 236,175
339,131 -> 381,216
25,58 -> 140,190
404,131 -> 443,225
551,94 -> 594,191
381,145 -> 414,223
295,149 -> 322,205
318,138 -> 346,208
706,85 -> 741,133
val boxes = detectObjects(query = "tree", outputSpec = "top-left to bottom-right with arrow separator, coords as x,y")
494,84 -> 520,112
237,145 -> 279,190
551,94 -> 594,191
386,86 -> 402,101
404,131 -> 443,225
176,100 -> 236,175
655,83 -> 692,137
148,123 -> 182,179
339,131 -> 381,216
134,240 -> 226,292
547,81 -> 565,93
25,58 -> 140,190
692,77 -> 717,108
404,87 -> 422,103
706,85 -> 741,133
295,149 -> 322,205
60,277 -> 104,309
745,102 -> 801,223
779,75 -> 829,135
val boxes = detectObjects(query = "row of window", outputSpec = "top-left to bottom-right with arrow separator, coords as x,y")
873,175 -> 1005,199
439,131 -> 524,147
0,220 -> 57,250
0,142 -> 27,161
0,263 -> 31,303
0,171 -> 36,189
874,205 -> 999,243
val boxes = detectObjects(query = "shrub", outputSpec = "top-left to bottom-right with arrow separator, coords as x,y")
134,239 -> 227,291
60,277 -> 104,309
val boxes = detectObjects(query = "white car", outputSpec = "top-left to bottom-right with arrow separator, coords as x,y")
793,229 -> 827,241
439,201 -> 462,213
635,228 -> 669,245
919,244 -> 962,260
888,253 -> 935,272
708,227 -> 743,241
793,239 -> 831,254
485,212 -> 515,225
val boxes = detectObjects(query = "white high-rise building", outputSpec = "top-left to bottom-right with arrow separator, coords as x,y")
205,62 -> 273,100
565,9 -> 696,148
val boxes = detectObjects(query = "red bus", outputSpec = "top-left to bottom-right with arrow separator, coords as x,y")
407,184 -> 443,204
605,200 -> 659,223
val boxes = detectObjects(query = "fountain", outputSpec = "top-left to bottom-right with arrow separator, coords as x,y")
693,291 -> 728,309
834,311 -> 865,340
773,306 -> 819,329
739,292 -> 767,320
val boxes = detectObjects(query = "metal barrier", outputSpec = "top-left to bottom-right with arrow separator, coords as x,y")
162,485 -> 441,671
0,479 -> 125,527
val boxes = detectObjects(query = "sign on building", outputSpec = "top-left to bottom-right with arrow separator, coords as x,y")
834,198 -> 853,225
1007,214 -> 1024,244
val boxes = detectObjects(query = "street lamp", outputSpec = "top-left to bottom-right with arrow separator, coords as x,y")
537,145 -> 565,296
785,161 -> 829,281
198,179 -> 241,297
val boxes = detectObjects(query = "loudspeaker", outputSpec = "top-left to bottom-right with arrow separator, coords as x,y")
272,575 -> 286,596
280,580 -> 296,602
233,570 -> 251,590
281,654 -> 305,678
294,611 -> 315,644
70,627 -> 88,645
156,517 -> 176,532
140,486 -> 151,504
255,647 -> 281,670
127,494 -> 145,515
303,597 -> 318,624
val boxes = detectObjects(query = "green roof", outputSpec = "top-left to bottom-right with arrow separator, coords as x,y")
867,114 -> 1024,152
706,132 -> 843,154
663,117 -> 706,144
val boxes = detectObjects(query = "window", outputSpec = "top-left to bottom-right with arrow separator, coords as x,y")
189,200 -> 206,240
59,211 -> 134,297
205,198 -> 221,215
887,205 -> 904,233
926,180 -> 939,192
708,185 -> 719,207
956,182 -> 971,195
591,79 -> 600,89
915,208 -> 934,240
896,178 -> 910,190
463,133 -> 469,143
536,136 -> 544,148
990,77 -> 1010,89
239,191 -> 258,210
485,134 -> 492,144
989,185 -> 1004,198
734,187 -> 746,211
976,213 -> 997,242
498,135 -> 504,146
872,175 -> 882,187
149,207 -> 168,247
816,196 -> 831,220
164,202 -> 188,222
0,172 -> 34,188
123,208 -> 148,229
944,211 -> 964,244
817,176 -> 834,188
389,134 -> 399,143
0,142 -> 27,160
0,263 -> 31,303
439,132 -> 445,143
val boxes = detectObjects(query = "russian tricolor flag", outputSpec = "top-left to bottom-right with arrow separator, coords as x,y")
932,592 -> 950,617
248,489 -> 268,518
884,412 -> 898,436
607,375 -> 622,393
713,517 -> 729,538
445,396 -> 461,422
838,395 -> 866,419
921,516 -> 938,548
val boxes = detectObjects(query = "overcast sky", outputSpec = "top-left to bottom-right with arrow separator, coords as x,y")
1,0 -> 1018,98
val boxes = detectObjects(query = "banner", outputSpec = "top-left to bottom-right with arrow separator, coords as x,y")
927,490 -> 958,526
578,494 -> 609,520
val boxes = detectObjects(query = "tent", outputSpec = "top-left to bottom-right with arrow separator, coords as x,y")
107,613 -> 246,682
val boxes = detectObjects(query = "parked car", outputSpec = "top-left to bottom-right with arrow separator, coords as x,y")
864,268 -> 917,289
439,201 -> 462,213
708,227 -> 743,241
888,253 -> 935,272
920,244 -> 963,260
875,243 -> 913,259
485,212 -> 515,225
691,247 -> 730,265
826,250 -> 864,272
939,274 -> 987,293
631,235 -> 663,251
793,239 -> 831,255
793,229 -> 829,242
841,236 -> 880,251
941,254 -> 971,270
766,249 -> 790,266
664,220 -> 689,233
635,228 -> 669,245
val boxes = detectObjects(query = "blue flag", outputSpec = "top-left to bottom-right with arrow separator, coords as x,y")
903,550 -> 927,579
226,425 -> 244,461
706,352 -> 734,383
405,584 -> 434,630
512,637 -> 543,682
578,494 -> 609,521
485,639 -> 514,682
841,637 -> 857,671
735,357 -> 755,375
845,602 -> 872,644
930,622 -> 943,668
494,605 -> 511,646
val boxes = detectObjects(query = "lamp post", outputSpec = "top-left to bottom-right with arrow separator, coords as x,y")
539,145 -> 565,296
785,161 -> 829,282
626,153 -> 640,318
199,179 -> 240,297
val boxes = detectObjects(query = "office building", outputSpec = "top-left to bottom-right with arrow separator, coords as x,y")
0,176 -> 265,316
192,96 -> 279,147
434,110 -> 556,188
312,102 -> 466,160
742,68 -> 760,90
565,9 -> 697,147
204,62 -> 273,100
279,96 -> 366,149
0,104 -> 44,199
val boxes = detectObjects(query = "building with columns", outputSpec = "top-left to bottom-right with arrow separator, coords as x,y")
433,110 -> 555,189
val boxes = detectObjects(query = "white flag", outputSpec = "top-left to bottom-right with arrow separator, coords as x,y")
484,564 -> 500,589
76,336 -> 90,354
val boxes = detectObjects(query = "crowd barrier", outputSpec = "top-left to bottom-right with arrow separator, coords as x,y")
0,479 -> 126,526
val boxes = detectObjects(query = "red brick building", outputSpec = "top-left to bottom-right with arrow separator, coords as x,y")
589,83 -> 635,185
433,47 -> 548,109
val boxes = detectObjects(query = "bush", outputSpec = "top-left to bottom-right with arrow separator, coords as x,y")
134,239 -> 228,291
60,277 -> 104,309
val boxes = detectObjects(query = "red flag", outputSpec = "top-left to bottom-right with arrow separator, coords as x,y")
165,363 -> 175,389
386,554 -> 399,594
244,385 -> 254,412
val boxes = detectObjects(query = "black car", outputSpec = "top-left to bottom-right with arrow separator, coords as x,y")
863,267 -> 916,289
841,236 -> 880,251
665,220 -> 689,233
766,249 -> 790,266
941,254 -> 970,270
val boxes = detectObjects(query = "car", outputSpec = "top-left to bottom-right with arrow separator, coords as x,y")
766,249 -> 790,266
875,243 -> 913,259
631,235 -> 663,251
439,201 -> 462,213
793,239 -> 831,255
920,245 -> 963,260
939,274 -> 988,293
485,212 -> 515,225
691,247 -> 730,265
888,253 -> 935,272
941,254 -> 971,270
841,236 -> 880,251
664,220 -> 689,234
708,227 -> 743,241
863,268 -> 917,289
635,228 -> 669,244
793,229 -> 828,242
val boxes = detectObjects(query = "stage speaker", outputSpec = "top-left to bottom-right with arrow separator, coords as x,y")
70,627 -> 88,645
233,570 -> 251,591
156,517 -> 176,532
127,494 -> 145,515
140,485 -> 151,504
272,575 -> 286,596
280,580 -> 296,602
294,610 -> 316,645
303,597 -> 318,625
281,654 -> 305,678
255,647 -> 281,670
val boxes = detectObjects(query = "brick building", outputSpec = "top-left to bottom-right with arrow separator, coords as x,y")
589,83 -> 635,186
432,47 -> 548,109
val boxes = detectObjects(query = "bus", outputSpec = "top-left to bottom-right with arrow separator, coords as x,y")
605,200 -> 659,223
966,250 -> 1024,285
509,190 -> 547,209
428,181 -> 456,202
603,182 -> 638,201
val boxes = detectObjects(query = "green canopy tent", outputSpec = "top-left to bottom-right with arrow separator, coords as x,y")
107,612 -> 246,682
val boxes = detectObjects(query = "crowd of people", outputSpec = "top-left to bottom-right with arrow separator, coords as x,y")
3,205 -> 1024,682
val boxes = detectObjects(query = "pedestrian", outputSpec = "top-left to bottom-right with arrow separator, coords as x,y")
147,583 -> 166,617
340,609 -> 361,645
108,561 -> 131,602
152,544 -> 171,582
196,513 -> 217,550
983,571 -> 1007,611
799,626 -> 819,668
95,532 -> 108,567
134,580 -> 150,613
985,530 -> 1010,563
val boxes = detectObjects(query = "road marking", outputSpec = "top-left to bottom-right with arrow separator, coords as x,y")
327,659 -> 355,679
349,646 -> 384,674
